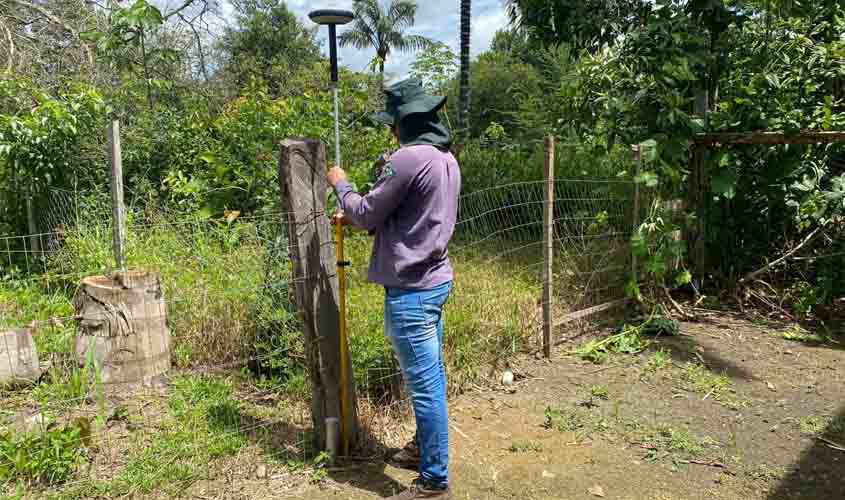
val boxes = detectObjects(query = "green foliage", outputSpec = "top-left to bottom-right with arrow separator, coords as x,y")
508,440 -> 543,453
544,406 -> 587,433
0,79 -> 106,235
448,49 -> 543,137
0,421 -> 86,486
578,323 -> 650,364
630,198 -> 690,300
507,0 -> 650,53
779,325 -> 837,345
340,0 -> 433,76
641,424 -> 711,461
410,42 -> 459,94
799,413 -> 845,439
645,348 -> 671,373
590,385 -> 610,400
680,363 -> 740,409
219,0 -> 321,97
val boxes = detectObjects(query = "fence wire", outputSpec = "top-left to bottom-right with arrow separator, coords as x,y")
1,140 -> 649,497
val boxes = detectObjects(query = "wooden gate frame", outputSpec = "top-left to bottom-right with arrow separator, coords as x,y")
686,131 -> 845,282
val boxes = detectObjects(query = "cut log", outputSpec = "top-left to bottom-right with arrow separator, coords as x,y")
0,328 -> 40,384
74,271 -> 170,384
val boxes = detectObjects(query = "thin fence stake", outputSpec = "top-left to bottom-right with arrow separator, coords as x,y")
108,120 -> 127,270
543,135 -> 555,358
25,191 -> 40,260
632,144 -> 642,283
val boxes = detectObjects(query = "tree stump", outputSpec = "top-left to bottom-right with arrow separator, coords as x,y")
0,329 -> 39,384
74,272 -> 170,384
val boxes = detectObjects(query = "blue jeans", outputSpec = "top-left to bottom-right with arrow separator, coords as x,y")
385,281 -> 451,489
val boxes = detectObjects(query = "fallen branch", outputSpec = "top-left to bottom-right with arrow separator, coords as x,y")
684,459 -> 734,474
587,365 -> 622,375
663,286 -> 692,320
818,437 -> 845,452
741,227 -> 822,284
746,288 -> 796,322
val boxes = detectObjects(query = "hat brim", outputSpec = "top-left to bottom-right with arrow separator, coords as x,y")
374,111 -> 395,126
373,95 -> 447,127
398,95 -> 447,121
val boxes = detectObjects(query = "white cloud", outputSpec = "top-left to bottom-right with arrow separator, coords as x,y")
472,7 -> 509,57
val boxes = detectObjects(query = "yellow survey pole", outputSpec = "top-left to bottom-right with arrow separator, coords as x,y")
335,220 -> 351,457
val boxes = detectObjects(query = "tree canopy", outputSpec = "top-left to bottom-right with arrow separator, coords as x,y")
339,0 -> 433,77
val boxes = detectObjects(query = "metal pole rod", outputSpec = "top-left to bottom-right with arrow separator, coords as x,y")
333,85 -> 342,168
335,222 -> 350,456
632,145 -> 642,283
543,136 -> 555,359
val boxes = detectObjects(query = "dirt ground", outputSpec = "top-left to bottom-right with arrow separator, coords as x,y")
180,313 -> 844,500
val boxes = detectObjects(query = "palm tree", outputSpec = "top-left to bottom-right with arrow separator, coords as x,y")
458,0 -> 471,140
340,0 -> 433,81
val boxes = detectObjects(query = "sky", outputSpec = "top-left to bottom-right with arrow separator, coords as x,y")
156,0 -> 509,81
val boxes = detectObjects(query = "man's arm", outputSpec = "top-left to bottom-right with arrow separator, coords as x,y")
328,161 -> 413,232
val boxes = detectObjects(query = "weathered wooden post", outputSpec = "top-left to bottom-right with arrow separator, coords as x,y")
0,329 -> 40,385
278,138 -> 357,452
108,120 -> 126,270
686,86 -> 712,290
686,144 -> 708,289
25,191 -> 41,262
543,136 -> 555,358
632,144 -> 642,283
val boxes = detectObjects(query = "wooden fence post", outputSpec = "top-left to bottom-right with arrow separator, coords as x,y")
278,139 -> 357,452
107,121 -> 126,270
25,190 -> 40,261
686,144 -> 708,290
632,145 -> 642,283
543,136 -> 555,359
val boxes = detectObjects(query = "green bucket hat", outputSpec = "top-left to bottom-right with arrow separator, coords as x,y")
374,78 -> 447,126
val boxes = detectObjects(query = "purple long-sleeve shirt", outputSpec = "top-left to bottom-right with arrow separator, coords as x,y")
334,145 -> 462,290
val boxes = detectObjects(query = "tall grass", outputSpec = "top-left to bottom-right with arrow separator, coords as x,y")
344,234 -> 541,398
1,211 -> 545,404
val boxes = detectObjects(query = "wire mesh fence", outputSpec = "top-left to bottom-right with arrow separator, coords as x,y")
0,137 -> 648,497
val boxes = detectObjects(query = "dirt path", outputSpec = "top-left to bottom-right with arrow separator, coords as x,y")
188,315 -> 845,500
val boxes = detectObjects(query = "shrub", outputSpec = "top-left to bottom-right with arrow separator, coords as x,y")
0,421 -> 87,486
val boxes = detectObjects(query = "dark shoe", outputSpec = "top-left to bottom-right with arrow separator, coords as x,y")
389,439 -> 421,470
387,479 -> 452,500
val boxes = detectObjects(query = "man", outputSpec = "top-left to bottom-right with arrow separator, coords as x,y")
327,79 -> 461,500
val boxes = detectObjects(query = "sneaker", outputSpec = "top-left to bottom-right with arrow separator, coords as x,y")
387,479 -> 452,500
389,439 -> 421,470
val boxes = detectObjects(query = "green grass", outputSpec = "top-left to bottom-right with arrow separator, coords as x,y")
779,325 -> 837,345
543,403 -> 716,464
681,363 -> 730,396
0,420 -> 86,486
649,424 -> 707,455
0,281 -> 75,357
545,406 -> 588,434
0,215 -> 574,498
508,440 -> 543,453
678,363 -> 747,410
2,215 -> 545,408
645,348 -> 671,373
799,414 -> 845,439
27,374 -> 311,500
590,385 -> 610,400
345,234 -> 541,397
